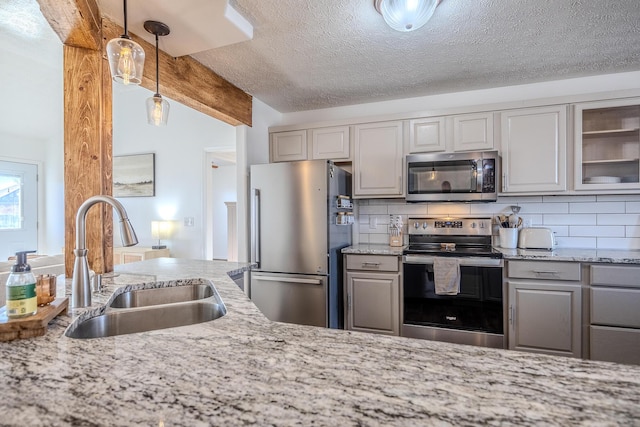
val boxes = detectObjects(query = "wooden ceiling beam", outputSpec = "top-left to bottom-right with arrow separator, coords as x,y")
37,0 -> 101,51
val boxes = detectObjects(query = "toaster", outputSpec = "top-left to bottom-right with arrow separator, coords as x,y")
518,227 -> 555,249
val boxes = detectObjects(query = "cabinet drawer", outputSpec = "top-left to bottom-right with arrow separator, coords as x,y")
508,261 -> 581,281
590,325 -> 640,365
346,255 -> 399,272
591,287 -> 640,328
590,265 -> 640,288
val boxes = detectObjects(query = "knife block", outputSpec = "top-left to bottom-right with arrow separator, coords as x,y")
389,232 -> 403,247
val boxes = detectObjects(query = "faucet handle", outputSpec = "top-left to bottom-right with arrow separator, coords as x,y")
91,274 -> 103,293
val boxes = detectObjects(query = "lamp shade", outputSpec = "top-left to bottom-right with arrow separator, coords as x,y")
146,94 -> 170,126
151,220 -> 172,240
375,0 -> 439,32
106,37 -> 145,85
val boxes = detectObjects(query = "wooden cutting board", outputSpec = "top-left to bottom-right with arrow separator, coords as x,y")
0,298 -> 69,342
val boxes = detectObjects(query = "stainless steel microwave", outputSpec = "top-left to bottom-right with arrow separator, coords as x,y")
406,151 -> 499,202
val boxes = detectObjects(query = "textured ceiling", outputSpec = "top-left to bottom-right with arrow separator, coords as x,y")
189,0 -> 640,113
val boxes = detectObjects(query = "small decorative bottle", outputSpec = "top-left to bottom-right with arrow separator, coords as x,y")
6,250 -> 38,319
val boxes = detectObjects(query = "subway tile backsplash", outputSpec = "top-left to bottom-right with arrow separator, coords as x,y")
354,195 -> 640,250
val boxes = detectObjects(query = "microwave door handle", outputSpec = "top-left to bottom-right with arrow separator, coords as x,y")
475,160 -> 483,192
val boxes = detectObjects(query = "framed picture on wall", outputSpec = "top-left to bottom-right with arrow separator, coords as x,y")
113,153 -> 155,197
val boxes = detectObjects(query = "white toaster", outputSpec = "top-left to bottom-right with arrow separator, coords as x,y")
518,227 -> 555,249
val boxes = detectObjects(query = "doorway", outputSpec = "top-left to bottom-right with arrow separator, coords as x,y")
0,160 -> 38,260
204,150 -> 237,261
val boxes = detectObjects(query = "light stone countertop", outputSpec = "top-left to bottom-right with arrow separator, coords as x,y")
341,243 -> 405,256
1,257 -> 640,426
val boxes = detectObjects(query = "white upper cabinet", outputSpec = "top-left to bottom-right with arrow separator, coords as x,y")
270,130 -> 307,162
574,98 -> 640,190
353,121 -> 404,198
500,106 -> 567,193
311,126 -> 350,160
408,117 -> 446,153
453,112 -> 494,151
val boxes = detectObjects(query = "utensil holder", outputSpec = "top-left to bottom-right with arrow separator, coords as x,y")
499,228 -> 519,249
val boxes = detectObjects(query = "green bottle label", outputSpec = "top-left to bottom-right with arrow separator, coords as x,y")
8,283 -> 37,300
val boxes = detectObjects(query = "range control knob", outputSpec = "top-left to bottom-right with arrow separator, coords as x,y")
422,222 -> 428,229
479,221 -> 485,229
470,222 -> 477,229
414,222 -> 419,229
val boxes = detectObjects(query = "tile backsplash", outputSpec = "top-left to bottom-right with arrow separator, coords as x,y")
355,194 -> 640,250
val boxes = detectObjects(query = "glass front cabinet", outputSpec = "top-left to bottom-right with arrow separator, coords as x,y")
575,98 -> 640,190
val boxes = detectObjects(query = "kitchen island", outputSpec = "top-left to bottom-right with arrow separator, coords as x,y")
1,258 -> 639,426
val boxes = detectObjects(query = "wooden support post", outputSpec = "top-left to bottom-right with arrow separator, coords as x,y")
63,44 -> 113,277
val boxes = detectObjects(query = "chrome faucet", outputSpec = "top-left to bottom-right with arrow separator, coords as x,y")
72,195 -> 138,308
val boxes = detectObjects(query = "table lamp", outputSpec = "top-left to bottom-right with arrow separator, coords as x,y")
151,220 -> 172,249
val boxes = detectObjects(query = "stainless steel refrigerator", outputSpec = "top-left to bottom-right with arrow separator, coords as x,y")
249,160 -> 352,329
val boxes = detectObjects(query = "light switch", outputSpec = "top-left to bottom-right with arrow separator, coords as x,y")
184,217 -> 195,227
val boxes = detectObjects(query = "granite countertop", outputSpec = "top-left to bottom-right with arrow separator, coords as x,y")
342,243 -> 640,264
1,258 -> 640,425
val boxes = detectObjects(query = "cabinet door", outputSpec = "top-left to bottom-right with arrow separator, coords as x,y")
409,117 -> 446,153
311,126 -> 350,160
353,121 -> 404,198
453,112 -> 494,151
574,98 -> 640,190
346,271 -> 400,335
271,130 -> 308,162
508,281 -> 582,357
500,106 -> 567,193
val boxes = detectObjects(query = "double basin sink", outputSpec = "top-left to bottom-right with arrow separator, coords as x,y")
65,280 -> 227,339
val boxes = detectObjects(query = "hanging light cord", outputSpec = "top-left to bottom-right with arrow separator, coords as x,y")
122,0 -> 130,38
155,33 -> 160,96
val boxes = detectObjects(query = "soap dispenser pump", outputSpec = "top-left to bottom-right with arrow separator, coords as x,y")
5,250 -> 37,318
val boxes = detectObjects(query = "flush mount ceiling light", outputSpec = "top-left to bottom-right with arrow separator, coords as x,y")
144,20 -> 171,126
374,0 -> 440,32
106,0 -> 145,85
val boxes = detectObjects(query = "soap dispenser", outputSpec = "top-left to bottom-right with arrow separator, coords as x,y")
5,250 -> 37,319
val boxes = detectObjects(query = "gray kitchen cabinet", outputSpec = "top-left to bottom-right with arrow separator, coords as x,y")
500,105 -> 567,193
270,130 -> 308,162
408,117 -> 446,153
589,264 -> 640,365
310,126 -> 351,160
344,254 -> 401,336
353,121 -> 404,198
574,98 -> 640,190
453,112 -> 494,151
507,261 -> 582,358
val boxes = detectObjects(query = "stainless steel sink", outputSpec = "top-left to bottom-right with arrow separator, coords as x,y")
65,281 -> 226,339
109,283 -> 213,308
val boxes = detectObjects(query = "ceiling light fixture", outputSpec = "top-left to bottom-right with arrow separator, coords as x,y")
374,0 -> 440,32
144,20 -> 171,127
106,0 -> 145,85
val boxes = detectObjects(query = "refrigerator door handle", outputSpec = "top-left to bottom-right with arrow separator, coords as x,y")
254,276 -> 323,285
251,188 -> 261,266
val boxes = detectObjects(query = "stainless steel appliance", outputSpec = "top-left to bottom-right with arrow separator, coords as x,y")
406,151 -> 499,202
402,217 -> 505,348
250,160 -> 352,328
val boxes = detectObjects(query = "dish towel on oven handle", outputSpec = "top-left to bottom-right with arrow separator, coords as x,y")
433,257 -> 461,295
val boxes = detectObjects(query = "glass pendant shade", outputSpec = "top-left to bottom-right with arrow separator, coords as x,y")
376,0 -> 439,32
147,94 -> 170,126
106,37 -> 145,85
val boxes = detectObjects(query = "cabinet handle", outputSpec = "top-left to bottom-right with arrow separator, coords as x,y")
509,304 -> 514,325
502,173 -> 507,192
362,262 -> 381,268
347,292 -> 351,310
533,270 -> 558,276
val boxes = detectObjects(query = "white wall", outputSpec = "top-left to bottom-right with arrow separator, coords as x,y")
112,85 -> 236,259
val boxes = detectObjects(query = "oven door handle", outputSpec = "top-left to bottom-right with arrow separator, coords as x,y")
403,255 -> 503,267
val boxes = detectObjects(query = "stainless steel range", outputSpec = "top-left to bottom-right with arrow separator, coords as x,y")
402,217 -> 505,349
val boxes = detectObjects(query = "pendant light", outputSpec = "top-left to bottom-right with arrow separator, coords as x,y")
144,20 -> 171,126
106,0 -> 145,85
374,0 -> 440,32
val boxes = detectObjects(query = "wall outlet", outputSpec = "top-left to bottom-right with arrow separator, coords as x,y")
369,216 -> 377,229
184,217 -> 195,227
523,219 -> 532,228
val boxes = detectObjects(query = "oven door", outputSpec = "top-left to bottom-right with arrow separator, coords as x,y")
402,255 -> 505,348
